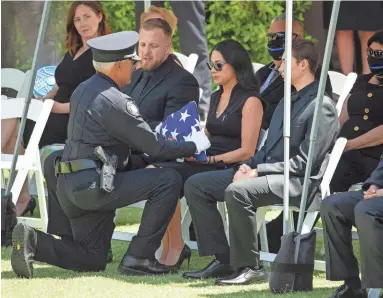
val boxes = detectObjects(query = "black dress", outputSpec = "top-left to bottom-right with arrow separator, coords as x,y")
24,49 -> 95,148
330,74 -> 383,192
155,84 -> 262,185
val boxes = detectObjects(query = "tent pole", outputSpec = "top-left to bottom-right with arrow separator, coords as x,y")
5,0 -> 52,195
282,0 -> 293,235
294,0 -> 341,264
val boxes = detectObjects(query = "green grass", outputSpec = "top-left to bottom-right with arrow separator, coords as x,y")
2,207 -> 362,298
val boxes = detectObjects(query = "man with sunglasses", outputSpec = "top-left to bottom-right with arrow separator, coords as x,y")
10,31 -> 211,278
255,14 -> 333,253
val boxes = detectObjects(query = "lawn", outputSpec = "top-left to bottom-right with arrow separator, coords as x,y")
1,207 -> 359,298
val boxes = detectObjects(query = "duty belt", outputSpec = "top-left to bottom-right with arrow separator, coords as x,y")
54,159 -> 101,177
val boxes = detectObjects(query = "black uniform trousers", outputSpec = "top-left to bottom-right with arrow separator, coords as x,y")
330,150 -> 379,193
321,191 -> 383,288
37,161 -> 182,272
184,168 -> 286,269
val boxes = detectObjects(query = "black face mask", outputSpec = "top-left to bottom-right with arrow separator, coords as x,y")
267,39 -> 285,61
368,56 -> 383,80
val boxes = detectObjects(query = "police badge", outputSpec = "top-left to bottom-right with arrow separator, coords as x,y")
126,101 -> 140,117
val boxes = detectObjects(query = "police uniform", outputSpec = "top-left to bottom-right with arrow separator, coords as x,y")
11,31 -> 206,278
321,156 -> 383,290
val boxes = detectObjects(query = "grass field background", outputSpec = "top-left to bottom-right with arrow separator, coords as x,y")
1,206 -> 362,298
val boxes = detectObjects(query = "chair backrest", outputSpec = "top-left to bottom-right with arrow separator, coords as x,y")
1,68 -> 26,94
320,137 -> 347,198
328,71 -> 347,96
335,72 -> 357,116
17,70 -> 32,98
1,95 -> 7,101
252,63 -> 265,74
173,52 -> 199,74
1,98 -> 49,122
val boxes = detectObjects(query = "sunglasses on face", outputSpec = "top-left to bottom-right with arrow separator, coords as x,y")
266,32 -> 299,42
207,61 -> 227,71
367,48 -> 383,59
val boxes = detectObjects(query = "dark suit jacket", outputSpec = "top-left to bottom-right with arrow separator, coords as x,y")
121,55 -> 199,130
363,156 -> 383,190
247,81 -> 339,209
256,62 -> 333,130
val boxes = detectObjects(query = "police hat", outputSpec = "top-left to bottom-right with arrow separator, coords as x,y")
87,31 -> 141,63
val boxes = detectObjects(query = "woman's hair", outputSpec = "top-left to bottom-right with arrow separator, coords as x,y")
65,1 -> 111,56
140,5 -> 177,36
211,40 -> 260,92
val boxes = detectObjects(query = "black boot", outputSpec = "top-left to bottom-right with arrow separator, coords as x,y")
329,284 -> 367,298
11,223 -> 38,278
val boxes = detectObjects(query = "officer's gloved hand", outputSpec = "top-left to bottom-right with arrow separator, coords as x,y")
189,127 -> 211,154
155,123 -> 162,135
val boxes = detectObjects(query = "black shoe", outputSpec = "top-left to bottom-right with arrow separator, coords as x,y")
215,266 -> 268,286
118,253 -> 171,276
183,259 -> 233,279
11,223 -> 38,278
329,284 -> 367,298
170,244 -> 192,271
1,195 -> 17,248
21,197 -> 37,217
107,248 -> 113,263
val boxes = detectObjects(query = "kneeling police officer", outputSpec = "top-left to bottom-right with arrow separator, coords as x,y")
11,31 -> 210,278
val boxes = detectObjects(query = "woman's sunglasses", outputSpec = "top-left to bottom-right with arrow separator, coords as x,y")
266,32 -> 299,42
367,48 -> 383,59
207,61 -> 227,71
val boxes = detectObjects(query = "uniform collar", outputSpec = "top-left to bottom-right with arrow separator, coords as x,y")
96,72 -> 120,90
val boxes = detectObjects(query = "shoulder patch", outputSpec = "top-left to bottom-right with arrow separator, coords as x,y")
126,101 -> 140,117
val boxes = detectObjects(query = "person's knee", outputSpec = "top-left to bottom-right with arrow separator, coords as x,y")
43,151 -> 62,181
184,174 -> 203,204
320,193 -> 343,215
354,200 -> 376,229
158,168 -> 183,195
224,182 -> 246,206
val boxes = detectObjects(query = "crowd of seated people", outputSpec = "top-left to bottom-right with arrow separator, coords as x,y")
4,1 -> 382,295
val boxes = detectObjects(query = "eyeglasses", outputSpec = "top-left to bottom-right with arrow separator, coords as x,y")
207,61 -> 227,71
367,48 -> 383,59
129,59 -> 140,71
266,32 -> 299,42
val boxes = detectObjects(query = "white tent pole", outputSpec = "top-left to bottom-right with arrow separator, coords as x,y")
294,0 -> 341,264
282,0 -> 294,235
144,1 -> 151,11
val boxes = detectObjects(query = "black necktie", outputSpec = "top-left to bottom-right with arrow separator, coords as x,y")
131,72 -> 151,102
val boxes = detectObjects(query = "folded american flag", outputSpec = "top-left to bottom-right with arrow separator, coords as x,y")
156,101 -> 207,162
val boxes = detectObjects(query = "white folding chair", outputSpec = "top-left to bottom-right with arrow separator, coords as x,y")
335,72 -> 357,116
1,68 -> 26,94
1,98 -> 54,231
252,63 -> 265,74
173,52 -> 199,74
256,137 -> 347,271
328,71 -> 347,98
368,288 -> 382,298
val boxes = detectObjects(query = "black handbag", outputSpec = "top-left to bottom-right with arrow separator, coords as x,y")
269,230 -> 316,293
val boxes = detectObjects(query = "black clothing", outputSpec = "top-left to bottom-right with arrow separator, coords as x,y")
255,62 -> 333,130
24,49 -> 95,148
206,85 -> 261,156
121,55 -> 199,130
323,1 -> 383,31
37,72 -> 198,272
331,74 -> 383,192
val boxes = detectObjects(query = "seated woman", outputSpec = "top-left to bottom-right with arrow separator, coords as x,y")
151,40 -> 264,267
331,29 -> 383,192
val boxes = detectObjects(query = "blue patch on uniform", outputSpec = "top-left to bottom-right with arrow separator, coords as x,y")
126,102 -> 139,116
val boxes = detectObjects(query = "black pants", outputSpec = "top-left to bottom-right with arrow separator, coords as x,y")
184,169 -> 290,269
330,150 -> 379,193
37,162 -> 182,272
321,191 -> 383,288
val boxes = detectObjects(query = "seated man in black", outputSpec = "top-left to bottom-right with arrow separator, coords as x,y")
122,18 -> 200,169
44,18 -> 199,250
321,156 -> 383,298
182,40 -> 339,285
256,14 -> 333,252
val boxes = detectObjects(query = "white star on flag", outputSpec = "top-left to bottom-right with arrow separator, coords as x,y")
193,119 -> 200,127
180,109 -> 191,122
162,125 -> 168,136
183,133 -> 192,142
171,128 -> 179,139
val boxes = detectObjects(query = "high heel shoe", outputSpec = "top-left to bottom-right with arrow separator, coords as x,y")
21,197 -> 37,216
171,244 -> 192,271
